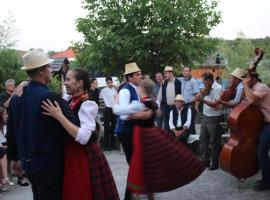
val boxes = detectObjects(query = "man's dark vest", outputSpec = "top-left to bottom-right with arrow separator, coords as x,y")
172,105 -> 189,128
161,78 -> 181,106
114,83 -> 139,134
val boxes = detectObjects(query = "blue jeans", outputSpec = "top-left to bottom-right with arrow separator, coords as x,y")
257,123 -> 270,183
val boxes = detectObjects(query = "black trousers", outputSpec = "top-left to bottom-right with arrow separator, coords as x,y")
174,127 -> 190,144
118,133 -> 133,200
163,104 -> 173,132
186,103 -> 197,135
27,169 -> 63,200
103,107 -> 116,149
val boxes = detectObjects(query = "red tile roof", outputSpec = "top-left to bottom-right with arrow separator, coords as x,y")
51,48 -> 75,59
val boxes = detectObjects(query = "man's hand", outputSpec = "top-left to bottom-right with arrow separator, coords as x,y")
14,81 -> 29,97
174,129 -> 185,137
243,77 -> 250,88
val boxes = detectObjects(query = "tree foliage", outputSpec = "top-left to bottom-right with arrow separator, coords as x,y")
0,49 -> 26,90
0,14 -> 17,50
75,0 -> 221,75
217,32 -> 254,71
217,33 -> 270,86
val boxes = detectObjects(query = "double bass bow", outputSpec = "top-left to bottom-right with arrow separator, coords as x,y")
219,48 -> 264,180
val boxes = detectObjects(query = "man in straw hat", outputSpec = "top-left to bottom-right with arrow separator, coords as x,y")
6,49 -> 79,200
113,62 -> 152,200
243,72 -> 270,191
169,94 -> 192,144
217,67 -> 247,108
157,66 -> 182,131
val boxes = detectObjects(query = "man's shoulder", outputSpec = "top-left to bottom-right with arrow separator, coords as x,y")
46,92 -> 63,101
256,82 -> 269,89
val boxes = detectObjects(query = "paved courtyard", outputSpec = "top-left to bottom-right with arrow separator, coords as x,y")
1,150 -> 270,200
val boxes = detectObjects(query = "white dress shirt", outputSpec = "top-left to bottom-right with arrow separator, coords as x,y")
233,82 -> 243,103
112,83 -> 141,120
75,101 -> 99,145
169,107 -> 192,130
203,81 -> 223,117
100,87 -> 117,108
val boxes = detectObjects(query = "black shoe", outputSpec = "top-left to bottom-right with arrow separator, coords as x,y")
203,161 -> 210,168
208,164 -> 219,171
254,181 -> 270,191
18,178 -> 29,186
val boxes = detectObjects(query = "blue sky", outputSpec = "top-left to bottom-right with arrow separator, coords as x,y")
1,0 -> 269,51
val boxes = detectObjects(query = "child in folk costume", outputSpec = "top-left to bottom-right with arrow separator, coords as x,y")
125,79 -> 205,198
169,94 -> 192,144
41,69 -> 119,200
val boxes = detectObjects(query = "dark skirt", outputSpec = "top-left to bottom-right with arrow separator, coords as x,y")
86,143 -> 120,200
127,125 -> 205,194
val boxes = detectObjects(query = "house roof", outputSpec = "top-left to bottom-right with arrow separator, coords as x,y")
50,48 -> 75,59
51,57 -> 69,72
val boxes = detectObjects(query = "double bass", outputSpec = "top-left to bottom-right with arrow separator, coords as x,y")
219,48 -> 264,179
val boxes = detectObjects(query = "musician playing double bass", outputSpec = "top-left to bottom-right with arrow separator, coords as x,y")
217,67 -> 247,108
243,72 -> 270,191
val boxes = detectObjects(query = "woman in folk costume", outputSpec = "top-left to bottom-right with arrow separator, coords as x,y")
122,79 -> 205,198
41,68 -> 119,200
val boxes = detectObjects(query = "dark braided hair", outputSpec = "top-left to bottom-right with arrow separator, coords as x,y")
70,68 -> 100,140
71,68 -> 91,95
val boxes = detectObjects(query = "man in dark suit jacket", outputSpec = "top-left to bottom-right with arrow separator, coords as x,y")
6,49 -> 79,200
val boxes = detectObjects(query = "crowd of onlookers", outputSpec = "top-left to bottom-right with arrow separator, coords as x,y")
0,79 -> 29,193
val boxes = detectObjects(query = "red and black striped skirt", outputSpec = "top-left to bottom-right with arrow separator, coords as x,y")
127,125 -> 205,194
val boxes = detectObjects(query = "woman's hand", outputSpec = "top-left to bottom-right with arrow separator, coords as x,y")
14,81 -> 29,97
41,99 -> 64,121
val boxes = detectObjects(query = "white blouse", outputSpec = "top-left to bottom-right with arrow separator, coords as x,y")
75,101 -> 98,145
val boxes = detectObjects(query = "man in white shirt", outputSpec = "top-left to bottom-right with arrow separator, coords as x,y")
169,94 -> 192,144
113,63 -> 144,200
100,77 -> 118,151
196,72 -> 223,170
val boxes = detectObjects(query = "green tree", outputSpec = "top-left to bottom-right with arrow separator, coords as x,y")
217,33 -> 270,85
48,75 -> 62,94
0,14 -> 17,50
75,0 -> 221,75
217,32 -> 254,71
0,49 -> 26,90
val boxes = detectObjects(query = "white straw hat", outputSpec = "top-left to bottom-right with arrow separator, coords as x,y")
21,49 -> 54,71
164,66 -> 173,72
230,67 -> 248,80
124,62 -> 141,75
174,94 -> 185,102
